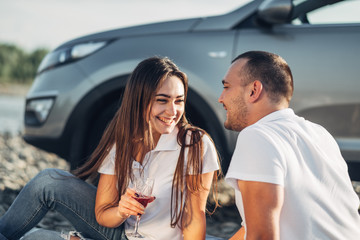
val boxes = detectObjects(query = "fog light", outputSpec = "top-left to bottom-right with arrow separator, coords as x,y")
25,98 -> 54,126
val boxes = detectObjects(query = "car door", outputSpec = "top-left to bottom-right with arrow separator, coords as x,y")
233,0 -> 360,179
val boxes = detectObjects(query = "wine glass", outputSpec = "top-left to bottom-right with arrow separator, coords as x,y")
127,177 -> 155,239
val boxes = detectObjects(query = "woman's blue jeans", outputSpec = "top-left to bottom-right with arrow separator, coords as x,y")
0,168 -> 126,240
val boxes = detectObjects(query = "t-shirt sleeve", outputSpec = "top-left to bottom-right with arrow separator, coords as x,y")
201,134 -> 220,173
225,128 -> 286,190
98,146 -> 116,175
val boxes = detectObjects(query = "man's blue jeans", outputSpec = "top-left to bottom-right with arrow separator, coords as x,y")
0,168 -> 125,240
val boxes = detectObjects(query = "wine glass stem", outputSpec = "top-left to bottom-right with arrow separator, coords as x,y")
134,215 -> 141,234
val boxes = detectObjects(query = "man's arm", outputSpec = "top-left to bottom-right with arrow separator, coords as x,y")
235,180 -> 284,240
229,226 -> 245,240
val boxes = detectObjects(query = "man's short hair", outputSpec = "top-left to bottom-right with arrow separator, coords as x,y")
232,51 -> 294,103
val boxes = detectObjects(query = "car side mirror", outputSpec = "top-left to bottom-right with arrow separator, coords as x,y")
257,0 -> 293,25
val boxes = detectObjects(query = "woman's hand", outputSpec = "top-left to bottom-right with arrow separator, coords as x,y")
117,188 -> 145,218
95,174 -> 144,228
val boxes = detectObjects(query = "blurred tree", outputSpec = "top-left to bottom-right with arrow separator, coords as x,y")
0,43 -> 48,84
0,44 -> 21,81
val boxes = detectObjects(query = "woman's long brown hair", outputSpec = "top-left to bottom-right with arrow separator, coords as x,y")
74,56 -> 220,228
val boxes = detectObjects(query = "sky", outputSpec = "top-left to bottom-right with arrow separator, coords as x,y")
0,0 -> 250,52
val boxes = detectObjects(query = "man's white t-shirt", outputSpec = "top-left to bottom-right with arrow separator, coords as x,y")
98,127 -> 219,240
226,108 -> 360,239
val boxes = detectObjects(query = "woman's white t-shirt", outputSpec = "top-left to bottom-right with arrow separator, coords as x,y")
98,127 -> 219,240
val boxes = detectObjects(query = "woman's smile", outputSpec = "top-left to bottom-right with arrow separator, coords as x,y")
157,116 -> 176,125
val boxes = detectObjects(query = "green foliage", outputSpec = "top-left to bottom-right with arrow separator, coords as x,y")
0,43 -> 49,84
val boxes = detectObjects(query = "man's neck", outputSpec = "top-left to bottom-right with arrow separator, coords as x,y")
249,101 -> 289,126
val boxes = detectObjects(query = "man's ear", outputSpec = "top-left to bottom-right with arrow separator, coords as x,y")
249,80 -> 263,103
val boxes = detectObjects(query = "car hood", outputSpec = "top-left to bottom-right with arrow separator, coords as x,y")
55,18 -> 202,50
55,0 -> 261,50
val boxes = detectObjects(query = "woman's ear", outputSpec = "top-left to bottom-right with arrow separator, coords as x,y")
248,80 -> 263,103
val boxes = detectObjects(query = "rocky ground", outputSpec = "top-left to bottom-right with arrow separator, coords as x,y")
0,132 -> 241,239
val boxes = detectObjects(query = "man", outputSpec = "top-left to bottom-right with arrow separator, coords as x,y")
219,51 -> 360,239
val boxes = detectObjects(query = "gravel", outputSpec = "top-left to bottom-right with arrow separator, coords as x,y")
0,132 -> 72,232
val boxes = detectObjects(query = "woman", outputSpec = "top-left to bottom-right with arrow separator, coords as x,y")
0,57 -> 220,240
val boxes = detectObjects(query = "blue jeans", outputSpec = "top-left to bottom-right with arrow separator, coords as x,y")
0,169 -> 126,240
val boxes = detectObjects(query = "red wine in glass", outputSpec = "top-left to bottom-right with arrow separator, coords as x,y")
127,178 -> 155,238
134,194 -> 156,209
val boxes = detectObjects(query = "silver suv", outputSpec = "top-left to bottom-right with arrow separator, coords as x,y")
24,0 -> 360,180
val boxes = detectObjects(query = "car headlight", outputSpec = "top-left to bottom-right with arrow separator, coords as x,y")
37,41 -> 110,74
25,98 -> 55,126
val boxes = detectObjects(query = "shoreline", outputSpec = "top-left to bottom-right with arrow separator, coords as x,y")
0,83 -> 31,96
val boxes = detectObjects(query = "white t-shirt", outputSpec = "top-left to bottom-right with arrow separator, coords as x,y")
226,108 -> 360,239
98,127 -> 219,240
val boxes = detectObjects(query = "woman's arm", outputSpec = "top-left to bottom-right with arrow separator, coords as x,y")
183,171 -> 214,240
95,174 -> 145,228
